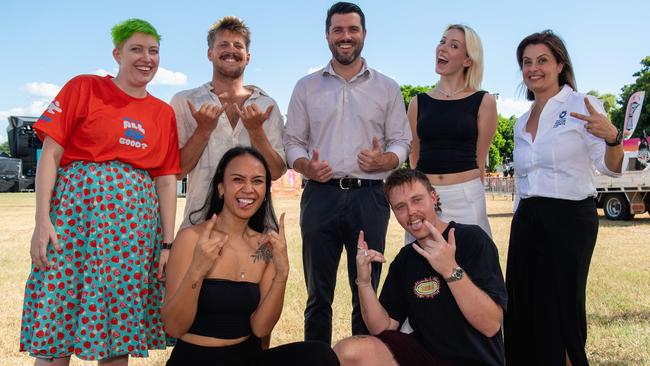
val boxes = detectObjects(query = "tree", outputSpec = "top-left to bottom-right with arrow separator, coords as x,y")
400,85 -> 434,168
586,90 -> 617,118
0,141 -> 11,155
0,141 -> 9,156
487,115 -> 516,172
610,56 -> 650,138
400,84 -> 435,111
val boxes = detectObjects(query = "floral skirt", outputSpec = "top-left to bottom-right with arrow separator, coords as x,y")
20,161 -> 166,360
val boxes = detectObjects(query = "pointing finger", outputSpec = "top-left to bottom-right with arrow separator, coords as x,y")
357,230 -> 367,251
201,214 -> 218,239
570,111 -> 590,122
583,97 -> 597,114
423,220 -> 445,243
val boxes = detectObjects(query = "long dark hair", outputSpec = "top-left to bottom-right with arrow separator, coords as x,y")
516,30 -> 577,101
189,146 -> 278,233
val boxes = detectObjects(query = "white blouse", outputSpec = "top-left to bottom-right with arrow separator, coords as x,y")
513,85 -> 620,209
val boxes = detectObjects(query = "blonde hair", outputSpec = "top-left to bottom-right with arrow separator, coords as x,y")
445,24 -> 484,90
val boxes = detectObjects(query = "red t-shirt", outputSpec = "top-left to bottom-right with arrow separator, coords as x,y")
34,75 -> 180,178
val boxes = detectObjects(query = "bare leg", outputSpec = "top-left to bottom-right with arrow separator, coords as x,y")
98,355 -> 128,366
334,335 -> 398,366
566,351 -> 573,366
34,356 -> 71,366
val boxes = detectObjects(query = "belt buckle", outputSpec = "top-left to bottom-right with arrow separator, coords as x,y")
339,178 -> 350,190
339,178 -> 362,189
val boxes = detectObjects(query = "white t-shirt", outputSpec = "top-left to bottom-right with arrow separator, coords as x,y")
171,83 -> 286,229
513,85 -> 620,210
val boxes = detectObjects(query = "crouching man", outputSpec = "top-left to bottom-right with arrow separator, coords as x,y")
333,169 -> 506,366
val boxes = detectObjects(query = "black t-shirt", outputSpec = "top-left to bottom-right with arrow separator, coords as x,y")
379,222 -> 507,366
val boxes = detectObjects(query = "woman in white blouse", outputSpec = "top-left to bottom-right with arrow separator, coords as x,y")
504,30 -> 623,366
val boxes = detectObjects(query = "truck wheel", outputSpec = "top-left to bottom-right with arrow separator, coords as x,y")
603,194 -> 630,220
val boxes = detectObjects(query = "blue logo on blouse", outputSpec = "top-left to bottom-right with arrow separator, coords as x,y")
553,110 -> 567,128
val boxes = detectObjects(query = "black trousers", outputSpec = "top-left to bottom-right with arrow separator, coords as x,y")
505,197 -> 598,366
301,181 -> 390,344
166,337 -> 339,366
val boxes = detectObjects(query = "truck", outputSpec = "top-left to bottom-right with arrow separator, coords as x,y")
595,148 -> 650,220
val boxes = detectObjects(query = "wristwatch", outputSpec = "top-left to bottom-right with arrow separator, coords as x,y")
445,266 -> 465,283
606,129 -> 623,147
161,242 -> 173,250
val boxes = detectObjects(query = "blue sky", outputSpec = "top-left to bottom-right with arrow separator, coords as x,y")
1,0 -> 648,143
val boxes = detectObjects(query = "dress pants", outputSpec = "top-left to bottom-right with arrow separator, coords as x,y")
301,181 -> 390,344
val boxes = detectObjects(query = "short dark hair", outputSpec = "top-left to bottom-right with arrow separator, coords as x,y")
326,2 -> 365,33
190,146 -> 278,233
384,169 -> 441,213
516,30 -> 576,101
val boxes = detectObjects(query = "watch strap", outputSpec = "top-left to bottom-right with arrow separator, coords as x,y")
445,266 -> 464,283
606,129 -> 623,147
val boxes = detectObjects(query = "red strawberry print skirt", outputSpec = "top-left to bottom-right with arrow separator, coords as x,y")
20,161 -> 166,360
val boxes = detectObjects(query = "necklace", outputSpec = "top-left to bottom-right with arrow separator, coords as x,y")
437,86 -> 466,98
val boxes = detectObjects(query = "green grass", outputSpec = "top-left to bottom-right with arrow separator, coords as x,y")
1,194 -> 648,365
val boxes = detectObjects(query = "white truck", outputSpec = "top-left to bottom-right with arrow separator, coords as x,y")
596,151 -> 650,220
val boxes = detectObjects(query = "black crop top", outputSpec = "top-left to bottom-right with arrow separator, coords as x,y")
415,91 -> 486,174
187,278 -> 260,339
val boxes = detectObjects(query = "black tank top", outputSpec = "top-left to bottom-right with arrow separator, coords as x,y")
415,91 -> 486,174
187,278 -> 260,339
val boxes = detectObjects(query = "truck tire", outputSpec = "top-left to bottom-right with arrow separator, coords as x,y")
603,194 -> 630,220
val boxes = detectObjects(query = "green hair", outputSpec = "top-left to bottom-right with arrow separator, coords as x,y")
111,18 -> 161,47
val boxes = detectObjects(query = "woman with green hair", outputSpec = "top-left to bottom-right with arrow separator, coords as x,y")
20,18 -> 180,365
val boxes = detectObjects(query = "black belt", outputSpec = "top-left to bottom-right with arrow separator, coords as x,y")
313,177 -> 383,189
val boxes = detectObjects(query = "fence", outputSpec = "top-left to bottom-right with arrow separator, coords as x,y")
484,176 -> 515,200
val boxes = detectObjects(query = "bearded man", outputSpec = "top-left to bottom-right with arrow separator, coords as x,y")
283,2 -> 412,344
171,16 -> 286,229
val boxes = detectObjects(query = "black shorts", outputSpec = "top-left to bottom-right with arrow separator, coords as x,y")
376,330 -> 450,366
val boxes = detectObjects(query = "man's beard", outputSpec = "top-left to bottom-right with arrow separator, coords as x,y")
217,65 -> 245,80
329,40 -> 363,66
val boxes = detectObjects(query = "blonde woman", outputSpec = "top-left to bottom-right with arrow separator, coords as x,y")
408,24 -> 497,238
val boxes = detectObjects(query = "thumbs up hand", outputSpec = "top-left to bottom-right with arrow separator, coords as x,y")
303,148 -> 333,182
358,137 -> 396,172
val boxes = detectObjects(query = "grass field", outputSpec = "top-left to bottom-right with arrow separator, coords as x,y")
1,193 -> 648,365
